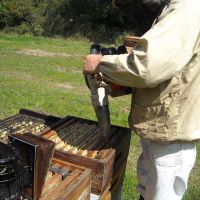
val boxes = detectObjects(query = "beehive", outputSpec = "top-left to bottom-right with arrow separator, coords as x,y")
1,110 -> 131,198
40,116 -> 131,195
40,159 -> 91,200
0,109 -> 61,142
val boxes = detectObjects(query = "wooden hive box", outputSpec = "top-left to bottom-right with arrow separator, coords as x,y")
38,158 -> 91,200
90,124 -> 131,200
39,116 -> 131,195
0,110 -> 131,198
105,126 -> 131,200
0,109 -> 61,142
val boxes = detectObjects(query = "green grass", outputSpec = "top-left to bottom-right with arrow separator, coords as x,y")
0,33 -> 199,200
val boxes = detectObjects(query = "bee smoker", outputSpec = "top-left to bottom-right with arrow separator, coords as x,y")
0,142 -> 22,200
0,134 -> 55,200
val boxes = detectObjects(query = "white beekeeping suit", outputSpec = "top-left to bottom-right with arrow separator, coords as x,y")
99,0 -> 200,199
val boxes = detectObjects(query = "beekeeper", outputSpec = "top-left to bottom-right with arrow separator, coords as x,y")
84,0 -> 200,199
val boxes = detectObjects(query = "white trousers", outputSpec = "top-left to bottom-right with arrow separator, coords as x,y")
137,139 -> 196,200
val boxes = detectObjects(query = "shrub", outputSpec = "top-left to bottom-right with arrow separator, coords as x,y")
0,0 -> 159,42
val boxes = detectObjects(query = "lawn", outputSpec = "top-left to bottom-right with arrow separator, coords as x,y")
0,33 -> 199,200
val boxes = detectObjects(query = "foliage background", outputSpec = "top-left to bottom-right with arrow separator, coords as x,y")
0,0 -> 160,42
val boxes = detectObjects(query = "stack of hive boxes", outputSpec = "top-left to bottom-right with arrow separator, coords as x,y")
0,109 -> 131,200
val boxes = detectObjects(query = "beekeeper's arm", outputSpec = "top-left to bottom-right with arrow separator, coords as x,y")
99,0 -> 200,88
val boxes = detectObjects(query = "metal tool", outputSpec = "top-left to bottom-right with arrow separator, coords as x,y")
85,44 -> 111,138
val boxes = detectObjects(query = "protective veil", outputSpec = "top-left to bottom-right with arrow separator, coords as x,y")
116,0 -> 171,35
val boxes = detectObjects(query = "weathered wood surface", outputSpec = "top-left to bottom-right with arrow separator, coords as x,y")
41,116 -> 131,195
0,109 -> 61,142
40,160 -> 91,200
0,111 -> 132,200
53,149 -> 115,195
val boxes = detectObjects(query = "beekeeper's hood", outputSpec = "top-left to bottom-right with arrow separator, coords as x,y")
113,0 -> 170,11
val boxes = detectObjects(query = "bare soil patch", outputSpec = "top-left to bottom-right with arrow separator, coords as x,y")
55,83 -> 75,90
17,49 -> 83,58
2,71 -> 33,81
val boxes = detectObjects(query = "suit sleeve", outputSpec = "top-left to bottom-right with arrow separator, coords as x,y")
99,1 -> 200,88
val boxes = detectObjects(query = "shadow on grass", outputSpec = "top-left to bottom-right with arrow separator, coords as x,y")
122,171 -> 139,200
183,186 -> 200,200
